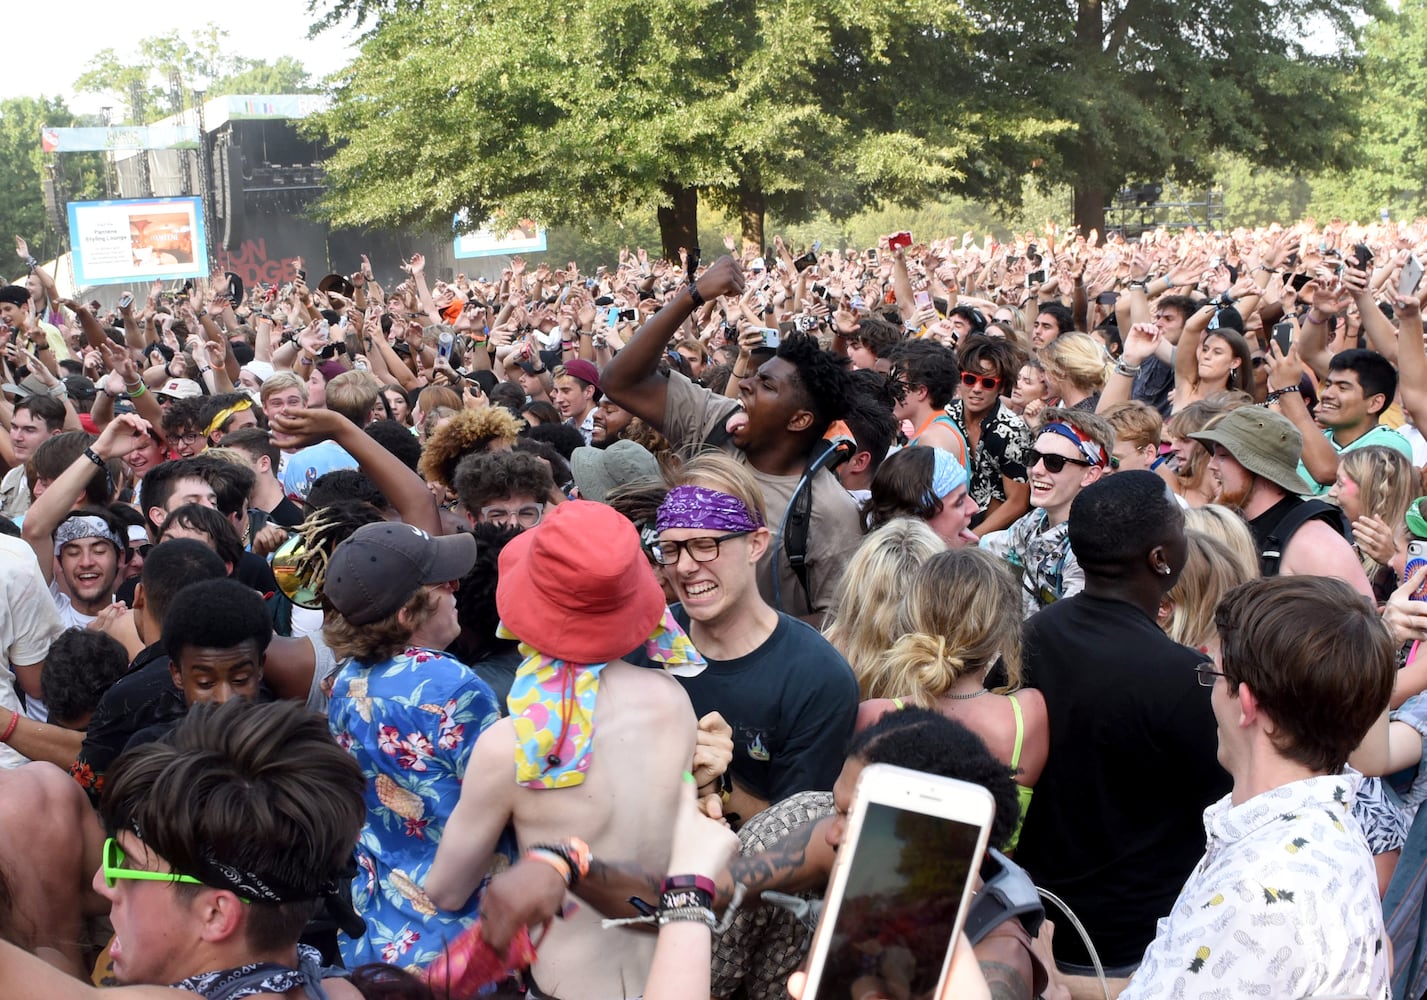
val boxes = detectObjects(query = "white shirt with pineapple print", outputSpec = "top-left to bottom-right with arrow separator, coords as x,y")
1121,769 -> 1387,1000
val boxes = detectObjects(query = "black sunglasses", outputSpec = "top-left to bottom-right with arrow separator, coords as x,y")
1029,449 -> 1094,474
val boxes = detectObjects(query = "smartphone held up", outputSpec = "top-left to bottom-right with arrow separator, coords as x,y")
799,764 -> 994,1000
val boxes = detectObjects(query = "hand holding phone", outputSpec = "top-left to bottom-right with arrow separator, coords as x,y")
798,764 -> 994,1000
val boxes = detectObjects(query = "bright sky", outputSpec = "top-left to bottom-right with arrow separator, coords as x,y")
2,0 -> 356,114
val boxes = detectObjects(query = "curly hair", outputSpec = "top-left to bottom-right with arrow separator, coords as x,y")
418,406 -> 524,489
776,331 -> 853,434
160,396 -> 204,441
451,523 -> 522,664
453,449 -> 556,516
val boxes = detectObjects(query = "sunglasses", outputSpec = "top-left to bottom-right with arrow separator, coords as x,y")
960,371 -> 1001,391
102,837 -> 203,889
1029,449 -> 1094,474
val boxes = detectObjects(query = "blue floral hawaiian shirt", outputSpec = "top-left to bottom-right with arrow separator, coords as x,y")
328,645 -> 510,971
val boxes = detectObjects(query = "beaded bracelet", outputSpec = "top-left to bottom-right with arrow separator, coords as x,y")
657,906 -> 716,929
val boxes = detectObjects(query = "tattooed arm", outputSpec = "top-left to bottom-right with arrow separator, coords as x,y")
719,816 -> 837,905
572,815 -> 839,920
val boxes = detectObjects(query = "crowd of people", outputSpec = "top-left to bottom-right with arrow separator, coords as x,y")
3,216 -> 1427,999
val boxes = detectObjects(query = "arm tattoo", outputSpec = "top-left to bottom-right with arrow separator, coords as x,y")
979,960 -> 1031,1000
724,818 -> 821,902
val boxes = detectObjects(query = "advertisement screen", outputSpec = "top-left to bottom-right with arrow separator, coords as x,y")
68,197 -> 209,286
452,211 -> 547,259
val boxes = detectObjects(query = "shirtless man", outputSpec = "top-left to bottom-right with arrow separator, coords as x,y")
426,500 -> 701,1000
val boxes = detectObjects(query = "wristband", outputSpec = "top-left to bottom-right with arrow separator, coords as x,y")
661,874 -> 718,898
1264,385 -> 1301,405
1113,360 -> 1142,378
1125,279 -> 1148,290
525,848 -> 573,886
1306,309 -> 1329,325
83,447 -> 107,470
0,712 -> 17,744
657,906 -> 716,929
127,383 -> 147,399
687,283 -> 706,308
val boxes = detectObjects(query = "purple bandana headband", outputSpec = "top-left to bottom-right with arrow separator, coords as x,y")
655,485 -> 764,534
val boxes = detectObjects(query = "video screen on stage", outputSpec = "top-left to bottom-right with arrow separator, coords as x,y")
67,197 -> 209,286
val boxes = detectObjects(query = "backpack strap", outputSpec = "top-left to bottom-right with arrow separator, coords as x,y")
1260,499 -> 1350,577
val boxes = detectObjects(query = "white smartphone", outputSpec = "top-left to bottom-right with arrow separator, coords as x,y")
800,764 -> 995,1000
1401,254 -> 1424,298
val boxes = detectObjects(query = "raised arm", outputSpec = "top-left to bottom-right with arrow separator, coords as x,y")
21,415 -> 149,583
601,256 -> 744,427
269,406 -> 441,535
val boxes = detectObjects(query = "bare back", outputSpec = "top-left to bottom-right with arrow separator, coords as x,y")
510,662 -> 696,999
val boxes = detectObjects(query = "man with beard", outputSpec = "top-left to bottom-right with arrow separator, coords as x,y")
591,397 -> 634,447
1191,407 -> 1369,593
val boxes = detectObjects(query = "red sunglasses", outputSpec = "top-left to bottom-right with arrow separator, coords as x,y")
960,371 -> 1001,391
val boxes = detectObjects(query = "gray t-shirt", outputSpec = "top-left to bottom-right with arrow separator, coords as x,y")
660,372 -> 863,618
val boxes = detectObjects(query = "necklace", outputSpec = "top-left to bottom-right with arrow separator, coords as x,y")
944,687 -> 989,701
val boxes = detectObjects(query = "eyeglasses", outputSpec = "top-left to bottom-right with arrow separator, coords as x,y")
649,531 -> 752,566
960,371 -> 1001,391
1251,356 -> 1268,368
480,503 -> 545,528
175,431 -> 203,444
102,837 -> 204,889
1028,449 -> 1094,474
1195,662 -> 1228,688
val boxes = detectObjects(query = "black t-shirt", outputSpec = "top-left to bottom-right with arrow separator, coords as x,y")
1015,593 -> 1230,969
630,605 -> 858,804
266,496 -> 306,529
71,643 -> 181,803
115,552 -> 277,607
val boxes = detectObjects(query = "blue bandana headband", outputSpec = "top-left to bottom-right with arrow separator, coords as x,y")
924,447 -> 969,506
1042,421 -> 1107,467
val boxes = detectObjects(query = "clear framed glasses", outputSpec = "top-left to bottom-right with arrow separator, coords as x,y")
649,531 -> 751,566
1194,662 -> 1227,688
480,503 -> 545,528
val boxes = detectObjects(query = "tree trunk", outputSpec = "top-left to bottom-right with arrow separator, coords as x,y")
1073,180 -> 1106,235
657,184 -> 699,262
738,185 -> 765,256
1072,0 -> 1108,235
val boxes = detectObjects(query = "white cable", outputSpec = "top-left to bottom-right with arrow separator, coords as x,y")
1037,887 -> 1110,1000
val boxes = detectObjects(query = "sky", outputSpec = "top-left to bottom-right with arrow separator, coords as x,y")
2,0 -> 356,115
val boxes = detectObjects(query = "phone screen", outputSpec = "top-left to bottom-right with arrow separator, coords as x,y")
808,803 -> 982,1000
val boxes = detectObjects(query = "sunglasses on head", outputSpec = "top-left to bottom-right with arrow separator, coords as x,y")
960,371 -> 1001,391
1029,449 -> 1094,474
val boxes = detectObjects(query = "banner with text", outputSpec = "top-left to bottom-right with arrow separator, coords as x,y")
68,197 -> 209,286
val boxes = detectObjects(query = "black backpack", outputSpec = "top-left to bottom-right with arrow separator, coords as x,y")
1259,498 -> 1351,578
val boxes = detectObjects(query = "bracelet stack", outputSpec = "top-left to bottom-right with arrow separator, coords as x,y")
526,837 -> 591,889
658,875 -> 715,929
1264,385 -> 1302,406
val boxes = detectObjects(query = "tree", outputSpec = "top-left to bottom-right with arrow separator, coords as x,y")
306,0 -> 1064,258
0,97 -> 104,261
74,26 -> 318,124
964,0 -> 1369,233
